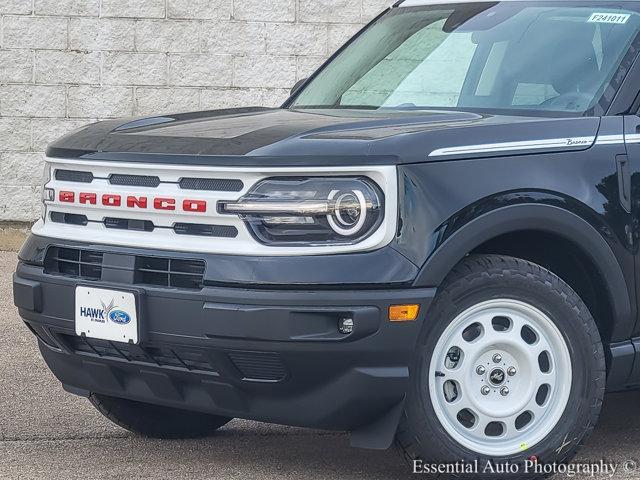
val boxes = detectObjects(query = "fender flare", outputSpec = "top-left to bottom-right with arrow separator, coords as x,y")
413,203 -> 633,341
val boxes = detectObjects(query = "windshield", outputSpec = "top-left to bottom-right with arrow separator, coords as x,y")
290,1 -> 640,116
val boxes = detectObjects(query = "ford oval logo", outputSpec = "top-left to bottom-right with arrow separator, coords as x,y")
109,310 -> 131,325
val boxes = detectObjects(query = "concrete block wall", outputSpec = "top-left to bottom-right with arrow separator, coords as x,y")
0,0 -> 390,222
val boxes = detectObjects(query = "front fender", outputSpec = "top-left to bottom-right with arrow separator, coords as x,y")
413,203 -> 633,341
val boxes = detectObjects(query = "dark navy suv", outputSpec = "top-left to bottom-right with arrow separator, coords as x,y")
13,1 -> 640,476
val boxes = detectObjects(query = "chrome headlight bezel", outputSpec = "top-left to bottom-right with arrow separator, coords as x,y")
220,176 -> 385,246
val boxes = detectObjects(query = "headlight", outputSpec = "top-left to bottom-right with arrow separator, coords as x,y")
220,177 -> 384,246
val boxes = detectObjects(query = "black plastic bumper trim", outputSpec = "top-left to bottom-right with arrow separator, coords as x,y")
20,233 -> 421,288
15,263 -> 435,431
13,274 -> 42,313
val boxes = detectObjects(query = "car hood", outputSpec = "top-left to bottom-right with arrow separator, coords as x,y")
47,107 -> 601,166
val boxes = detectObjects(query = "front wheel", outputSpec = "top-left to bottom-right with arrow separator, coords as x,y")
396,255 -> 605,478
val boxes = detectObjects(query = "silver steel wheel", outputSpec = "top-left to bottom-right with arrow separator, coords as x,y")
429,299 -> 572,456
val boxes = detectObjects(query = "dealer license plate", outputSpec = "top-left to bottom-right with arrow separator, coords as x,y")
75,287 -> 139,344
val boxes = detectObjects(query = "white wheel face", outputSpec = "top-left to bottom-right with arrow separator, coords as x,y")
429,299 -> 572,456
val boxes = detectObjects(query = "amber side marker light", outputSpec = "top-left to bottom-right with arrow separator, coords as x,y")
389,304 -> 420,322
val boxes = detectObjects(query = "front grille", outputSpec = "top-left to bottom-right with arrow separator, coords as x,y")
109,174 -> 161,187
135,256 -> 206,289
50,210 -> 235,238
43,160 -> 288,255
59,334 -> 218,374
104,217 -> 155,232
44,247 -> 103,280
55,169 -> 94,183
174,223 -> 238,238
50,212 -> 88,226
179,177 -> 244,192
56,334 -> 289,383
44,247 -> 206,290
54,168 -> 243,192
227,351 -> 287,382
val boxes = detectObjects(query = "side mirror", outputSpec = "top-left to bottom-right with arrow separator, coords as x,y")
290,78 -> 308,96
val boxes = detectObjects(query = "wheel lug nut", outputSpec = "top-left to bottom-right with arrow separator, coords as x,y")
476,366 -> 486,375
507,367 -> 517,376
492,354 -> 502,363
500,387 -> 510,396
481,386 -> 491,396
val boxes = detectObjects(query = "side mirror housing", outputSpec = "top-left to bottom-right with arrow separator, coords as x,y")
290,78 -> 308,96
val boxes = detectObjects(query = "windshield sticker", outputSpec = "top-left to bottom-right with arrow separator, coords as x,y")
588,13 -> 630,24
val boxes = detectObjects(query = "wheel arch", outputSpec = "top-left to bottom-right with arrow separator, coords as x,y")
413,203 -> 633,342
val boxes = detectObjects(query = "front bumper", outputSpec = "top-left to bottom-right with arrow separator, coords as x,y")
14,238 -> 435,433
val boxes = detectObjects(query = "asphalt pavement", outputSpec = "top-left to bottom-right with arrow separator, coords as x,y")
2,250 -> 640,479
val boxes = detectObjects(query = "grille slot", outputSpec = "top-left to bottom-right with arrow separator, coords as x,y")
174,223 -> 238,238
50,212 -> 89,226
105,217 -> 155,232
59,334 -> 218,374
109,174 -> 161,187
135,256 -> 206,290
55,169 -> 94,183
44,247 -> 205,290
179,177 -> 244,192
227,351 -> 287,382
44,247 -> 103,280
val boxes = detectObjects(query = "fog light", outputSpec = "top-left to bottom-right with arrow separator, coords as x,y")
389,304 -> 420,322
338,317 -> 354,335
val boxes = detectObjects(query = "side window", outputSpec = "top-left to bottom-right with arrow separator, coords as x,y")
341,20 -> 477,107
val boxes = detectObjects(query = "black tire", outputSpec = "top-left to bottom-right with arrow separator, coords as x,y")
89,393 -> 232,439
396,255 -> 605,479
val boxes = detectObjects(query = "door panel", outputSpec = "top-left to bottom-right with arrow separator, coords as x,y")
623,115 -> 640,336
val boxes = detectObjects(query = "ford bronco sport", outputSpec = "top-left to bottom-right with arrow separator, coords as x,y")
13,0 -> 640,476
